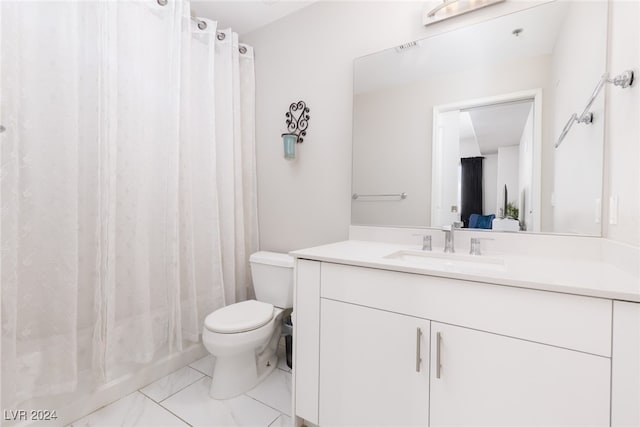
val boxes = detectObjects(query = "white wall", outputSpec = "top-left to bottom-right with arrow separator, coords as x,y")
550,1 -> 607,235
431,110 -> 461,227
483,154 -> 498,216
244,0 -> 638,251
351,80 -> 432,227
603,0 -> 640,247
243,0 -> 549,252
351,54 -> 551,227
496,146 -> 520,216
519,107 -> 534,230
459,140 -> 481,158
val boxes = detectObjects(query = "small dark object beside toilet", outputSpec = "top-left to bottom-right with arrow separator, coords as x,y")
282,313 -> 293,369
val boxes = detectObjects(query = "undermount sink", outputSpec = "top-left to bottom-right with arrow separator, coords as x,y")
383,249 -> 506,272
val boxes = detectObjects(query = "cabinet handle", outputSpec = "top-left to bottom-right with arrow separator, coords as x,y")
415,327 -> 422,372
436,332 -> 442,379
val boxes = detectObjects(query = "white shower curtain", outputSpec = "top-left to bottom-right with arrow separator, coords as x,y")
0,0 -> 258,407
215,29 -> 260,305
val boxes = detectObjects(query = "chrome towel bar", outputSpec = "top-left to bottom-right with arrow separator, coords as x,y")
555,70 -> 634,148
352,192 -> 407,200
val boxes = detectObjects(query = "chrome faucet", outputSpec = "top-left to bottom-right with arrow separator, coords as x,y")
413,234 -> 432,251
442,225 -> 455,253
469,237 -> 493,256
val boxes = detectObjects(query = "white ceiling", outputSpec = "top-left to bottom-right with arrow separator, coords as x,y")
355,1 -> 569,94
191,1 -> 317,35
467,100 -> 533,154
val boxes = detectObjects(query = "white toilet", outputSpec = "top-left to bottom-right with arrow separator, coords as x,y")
202,251 -> 294,399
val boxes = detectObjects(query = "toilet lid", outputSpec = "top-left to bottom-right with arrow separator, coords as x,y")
204,300 -> 274,334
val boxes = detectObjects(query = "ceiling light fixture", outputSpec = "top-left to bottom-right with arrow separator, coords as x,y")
423,0 -> 505,26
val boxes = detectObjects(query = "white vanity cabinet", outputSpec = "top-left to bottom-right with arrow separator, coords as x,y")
611,301 -> 640,426
319,299 -> 430,426
429,322 -> 610,426
293,259 -> 619,427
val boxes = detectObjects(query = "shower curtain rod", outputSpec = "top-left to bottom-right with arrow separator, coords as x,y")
189,14 -> 249,54
167,0 -> 244,52
191,15 -> 208,30
190,16 -> 225,40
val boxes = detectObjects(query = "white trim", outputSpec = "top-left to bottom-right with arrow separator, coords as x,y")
431,89 -> 543,231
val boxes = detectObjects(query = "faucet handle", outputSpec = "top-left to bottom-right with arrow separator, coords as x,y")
469,237 -> 493,256
442,222 -> 462,232
412,234 -> 432,251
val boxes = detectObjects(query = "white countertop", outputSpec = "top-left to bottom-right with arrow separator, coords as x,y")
290,240 -> 640,302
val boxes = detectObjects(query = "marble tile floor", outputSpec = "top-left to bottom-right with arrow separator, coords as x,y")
69,345 -> 292,427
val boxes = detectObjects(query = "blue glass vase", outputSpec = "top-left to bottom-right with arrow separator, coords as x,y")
282,134 -> 297,159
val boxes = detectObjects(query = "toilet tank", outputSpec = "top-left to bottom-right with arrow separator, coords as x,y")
249,251 -> 294,309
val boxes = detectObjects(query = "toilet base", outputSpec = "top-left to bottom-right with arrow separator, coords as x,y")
207,320 -> 282,400
209,351 -> 278,399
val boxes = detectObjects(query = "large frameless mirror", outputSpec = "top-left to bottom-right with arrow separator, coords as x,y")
351,1 -> 607,235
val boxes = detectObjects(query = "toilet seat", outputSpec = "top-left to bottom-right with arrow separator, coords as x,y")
204,300 -> 274,334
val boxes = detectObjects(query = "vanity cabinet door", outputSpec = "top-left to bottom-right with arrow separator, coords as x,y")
430,322 -> 610,427
319,298 -> 430,426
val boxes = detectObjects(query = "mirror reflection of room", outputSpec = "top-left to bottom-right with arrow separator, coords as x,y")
431,99 -> 534,232
351,1 -> 607,236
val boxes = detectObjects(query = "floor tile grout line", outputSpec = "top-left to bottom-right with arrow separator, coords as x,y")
137,366 -> 205,403
71,361 -> 290,426
267,412 -> 287,427
142,392 -> 194,427
188,360 -> 214,377
67,390 -> 141,426
154,374 -> 288,426
138,388 -> 154,401
157,376 -> 205,404
154,368 -> 208,404
244,393 -> 292,418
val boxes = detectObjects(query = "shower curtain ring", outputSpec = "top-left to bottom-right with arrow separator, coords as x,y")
157,0 -> 168,6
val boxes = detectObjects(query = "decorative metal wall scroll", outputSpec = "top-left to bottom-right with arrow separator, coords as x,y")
283,101 -> 310,143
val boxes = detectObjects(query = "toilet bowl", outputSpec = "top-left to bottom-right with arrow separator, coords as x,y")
202,251 -> 294,399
